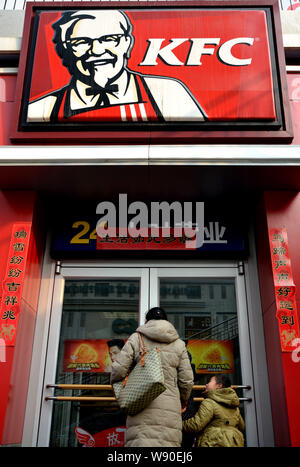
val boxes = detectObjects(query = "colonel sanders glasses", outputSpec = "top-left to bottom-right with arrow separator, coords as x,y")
64,34 -> 126,54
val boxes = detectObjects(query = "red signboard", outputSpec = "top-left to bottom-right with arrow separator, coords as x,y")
269,228 -> 300,352
11,1 -> 293,143
0,223 -> 31,346
27,8 -> 275,123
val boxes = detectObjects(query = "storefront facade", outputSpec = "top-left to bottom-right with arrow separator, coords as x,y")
0,0 -> 300,448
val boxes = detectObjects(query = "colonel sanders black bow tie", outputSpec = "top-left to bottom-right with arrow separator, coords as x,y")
85,84 -> 119,96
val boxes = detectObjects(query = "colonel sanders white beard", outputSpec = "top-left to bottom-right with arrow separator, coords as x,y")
76,53 -> 125,89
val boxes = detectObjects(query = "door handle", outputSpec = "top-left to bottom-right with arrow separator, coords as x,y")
45,383 -> 252,403
47,384 -> 251,390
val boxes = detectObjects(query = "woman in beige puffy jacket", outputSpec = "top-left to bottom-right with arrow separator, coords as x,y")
110,307 -> 194,447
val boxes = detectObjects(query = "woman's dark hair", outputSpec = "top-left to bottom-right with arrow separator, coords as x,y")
146,307 -> 168,321
214,374 -> 232,388
107,339 -> 125,350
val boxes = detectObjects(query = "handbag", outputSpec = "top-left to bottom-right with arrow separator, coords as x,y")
112,332 -> 166,416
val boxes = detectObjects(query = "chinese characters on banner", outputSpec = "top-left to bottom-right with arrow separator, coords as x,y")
96,223 -> 227,250
0,223 -> 31,346
269,228 -> 300,352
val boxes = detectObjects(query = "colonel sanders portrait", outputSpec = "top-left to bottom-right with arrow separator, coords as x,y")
27,10 -> 207,123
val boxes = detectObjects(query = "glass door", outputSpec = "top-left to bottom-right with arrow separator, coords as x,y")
149,267 -> 257,447
38,264 -> 258,447
38,267 -> 149,447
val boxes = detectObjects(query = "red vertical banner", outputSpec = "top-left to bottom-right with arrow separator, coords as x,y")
0,223 -> 32,346
269,228 -> 300,352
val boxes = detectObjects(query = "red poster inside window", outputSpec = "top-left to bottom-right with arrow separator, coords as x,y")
25,8 -> 276,124
63,338 -> 127,373
75,426 -> 126,447
187,339 -> 234,374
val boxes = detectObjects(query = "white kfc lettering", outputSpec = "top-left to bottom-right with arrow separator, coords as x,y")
139,37 -> 254,66
217,37 -> 254,66
186,38 -> 220,65
140,38 -> 188,66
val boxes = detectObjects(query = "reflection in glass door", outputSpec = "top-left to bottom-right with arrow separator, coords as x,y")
39,265 -> 258,447
150,268 -> 257,447
51,278 -> 141,447
158,278 -> 242,386
39,268 -> 149,447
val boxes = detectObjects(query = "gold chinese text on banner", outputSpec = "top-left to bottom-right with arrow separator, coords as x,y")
269,228 -> 300,352
0,223 -> 32,346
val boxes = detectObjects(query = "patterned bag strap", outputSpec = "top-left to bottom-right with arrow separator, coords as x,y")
137,332 -> 147,367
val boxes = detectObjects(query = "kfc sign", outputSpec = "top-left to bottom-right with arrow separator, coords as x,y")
11,1 -> 293,143
140,37 -> 254,67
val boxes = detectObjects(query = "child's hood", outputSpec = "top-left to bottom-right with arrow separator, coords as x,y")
206,387 -> 240,407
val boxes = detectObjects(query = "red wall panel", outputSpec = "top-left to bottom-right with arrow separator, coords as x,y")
0,191 -> 44,445
255,197 -> 290,446
256,191 -> 300,447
